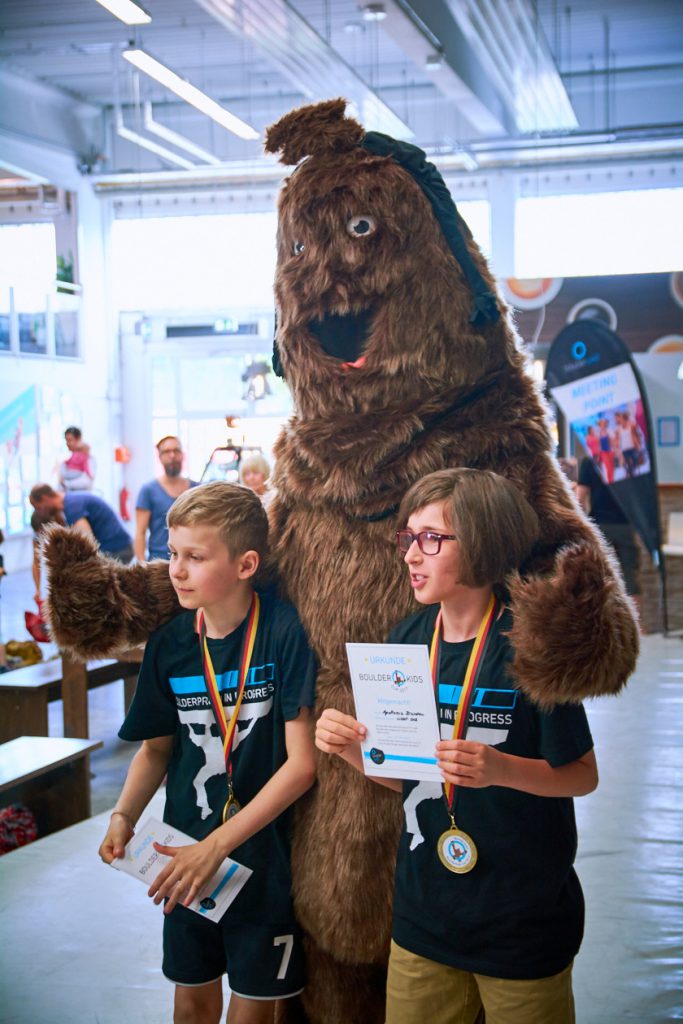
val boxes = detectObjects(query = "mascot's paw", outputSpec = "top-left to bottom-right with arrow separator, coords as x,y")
42,524 -> 179,659
508,541 -> 640,707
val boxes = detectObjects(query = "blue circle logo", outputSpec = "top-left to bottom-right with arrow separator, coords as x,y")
571,340 -> 587,360
370,748 -> 385,764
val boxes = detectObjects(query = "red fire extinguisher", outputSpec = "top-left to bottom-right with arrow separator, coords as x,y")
119,487 -> 131,521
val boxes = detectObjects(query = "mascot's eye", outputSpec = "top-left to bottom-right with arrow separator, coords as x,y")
347,215 -> 376,238
292,240 -> 305,255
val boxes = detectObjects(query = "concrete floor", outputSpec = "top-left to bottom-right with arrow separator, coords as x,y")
0,569 -> 681,1023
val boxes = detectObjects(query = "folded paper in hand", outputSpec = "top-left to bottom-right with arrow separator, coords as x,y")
111,816 -> 252,922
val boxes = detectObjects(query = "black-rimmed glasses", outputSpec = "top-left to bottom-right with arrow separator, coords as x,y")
395,530 -> 457,555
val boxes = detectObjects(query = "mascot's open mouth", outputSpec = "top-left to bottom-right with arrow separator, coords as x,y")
308,309 -> 373,367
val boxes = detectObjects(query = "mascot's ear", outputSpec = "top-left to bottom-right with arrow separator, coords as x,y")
264,98 -> 364,166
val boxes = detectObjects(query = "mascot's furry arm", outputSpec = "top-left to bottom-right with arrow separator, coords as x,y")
44,98 -> 638,1024
41,523 -> 179,657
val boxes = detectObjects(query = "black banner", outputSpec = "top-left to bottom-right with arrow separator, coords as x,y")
545,319 -> 661,559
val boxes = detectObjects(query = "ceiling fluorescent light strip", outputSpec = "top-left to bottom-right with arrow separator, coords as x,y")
143,102 -> 221,165
115,110 -> 196,170
94,0 -> 151,25
122,49 -> 259,140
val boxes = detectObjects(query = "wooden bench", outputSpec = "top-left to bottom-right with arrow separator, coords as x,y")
0,736 -> 103,838
0,653 -> 142,743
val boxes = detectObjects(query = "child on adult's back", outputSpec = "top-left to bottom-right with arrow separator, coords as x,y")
316,468 -> 598,1024
99,481 -> 317,1024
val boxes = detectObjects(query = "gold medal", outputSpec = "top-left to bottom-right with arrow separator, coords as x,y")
437,826 -> 478,874
222,781 -> 241,822
222,796 -> 241,822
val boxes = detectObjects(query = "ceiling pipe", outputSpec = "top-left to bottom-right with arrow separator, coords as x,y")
114,107 -> 197,170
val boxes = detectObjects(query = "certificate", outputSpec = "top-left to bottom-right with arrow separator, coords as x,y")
346,642 -> 441,782
111,816 -> 252,922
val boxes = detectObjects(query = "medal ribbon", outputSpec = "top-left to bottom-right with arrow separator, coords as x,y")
198,593 -> 260,788
429,593 -> 498,809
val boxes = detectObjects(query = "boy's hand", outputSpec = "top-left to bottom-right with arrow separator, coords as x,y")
99,812 -> 135,863
436,739 -> 505,788
148,834 -> 225,914
315,708 -> 366,755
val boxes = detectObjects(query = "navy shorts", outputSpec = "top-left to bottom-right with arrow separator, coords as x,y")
163,904 -> 305,999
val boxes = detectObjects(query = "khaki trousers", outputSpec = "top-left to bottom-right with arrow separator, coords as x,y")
385,940 -> 575,1024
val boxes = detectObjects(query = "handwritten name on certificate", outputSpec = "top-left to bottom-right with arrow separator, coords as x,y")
112,817 -> 252,922
346,643 -> 441,782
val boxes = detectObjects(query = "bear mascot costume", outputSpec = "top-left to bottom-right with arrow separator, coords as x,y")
43,99 -> 638,1024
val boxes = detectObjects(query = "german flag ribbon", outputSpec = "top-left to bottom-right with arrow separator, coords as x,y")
429,593 -> 498,809
198,592 -> 260,782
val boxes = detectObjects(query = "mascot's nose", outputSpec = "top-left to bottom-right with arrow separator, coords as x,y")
307,309 -> 373,364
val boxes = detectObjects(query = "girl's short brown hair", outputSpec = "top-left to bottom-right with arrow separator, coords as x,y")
399,468 -> 539,588
167,481 -> 268,561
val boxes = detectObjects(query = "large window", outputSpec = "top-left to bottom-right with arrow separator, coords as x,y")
456,199 -> 491,260
515,188 -> 683,277
0,222 -> 56,355
111,213 -> 278,311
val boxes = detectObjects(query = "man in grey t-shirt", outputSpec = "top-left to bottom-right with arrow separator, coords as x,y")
134,436 -> 197,561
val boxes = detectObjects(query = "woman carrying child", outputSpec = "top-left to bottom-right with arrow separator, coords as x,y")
316,468 -> 598,1024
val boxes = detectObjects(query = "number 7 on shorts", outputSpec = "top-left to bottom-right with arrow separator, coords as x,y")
273,934 -> 294,980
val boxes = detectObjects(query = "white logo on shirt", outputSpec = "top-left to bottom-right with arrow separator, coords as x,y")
178,696 -> 273,819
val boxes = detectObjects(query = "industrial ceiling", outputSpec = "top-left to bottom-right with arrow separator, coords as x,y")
0,0 -> 681,182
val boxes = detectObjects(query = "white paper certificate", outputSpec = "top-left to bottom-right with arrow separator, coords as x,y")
111,816 -> 252,922
346,642 -> 441,782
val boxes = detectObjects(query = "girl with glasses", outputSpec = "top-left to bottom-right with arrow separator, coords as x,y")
316,467 -> 598,1024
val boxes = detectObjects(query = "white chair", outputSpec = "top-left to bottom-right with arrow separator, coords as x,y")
662,512 -> 683,557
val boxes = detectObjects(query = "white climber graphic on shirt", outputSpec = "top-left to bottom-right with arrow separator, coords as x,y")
404,720 -> 508,850
178,694 -> 273,819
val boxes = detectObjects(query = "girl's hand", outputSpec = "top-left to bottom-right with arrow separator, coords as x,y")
98,812 -> 135,863
315,708 -> 366,756
148,834 -> 225,914
436,739 -> 505,788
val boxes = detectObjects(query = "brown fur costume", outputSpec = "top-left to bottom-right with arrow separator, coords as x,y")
44,99 -> 638,1024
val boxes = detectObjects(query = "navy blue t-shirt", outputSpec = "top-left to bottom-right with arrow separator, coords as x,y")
119,593 -> 316,925
389,605 -> 594,980
64,492 -> 131,553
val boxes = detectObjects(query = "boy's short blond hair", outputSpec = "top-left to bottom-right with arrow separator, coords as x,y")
167,481 -> 268,560
399,468 -> 539,588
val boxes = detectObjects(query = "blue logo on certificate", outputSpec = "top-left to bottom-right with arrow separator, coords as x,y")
369,748 -> 385,764
391,670 -> 407,689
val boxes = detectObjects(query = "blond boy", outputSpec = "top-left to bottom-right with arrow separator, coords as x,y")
99,482 -> 316,1024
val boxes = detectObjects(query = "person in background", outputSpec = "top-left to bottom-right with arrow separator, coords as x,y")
240,453 -> 274,511
577,455 -> 642,623
135,436 -> 197,562
29,485 -> 134,603
59,426 -> 96,491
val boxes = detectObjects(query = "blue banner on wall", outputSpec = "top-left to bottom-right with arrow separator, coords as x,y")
0,386 -> 37,446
